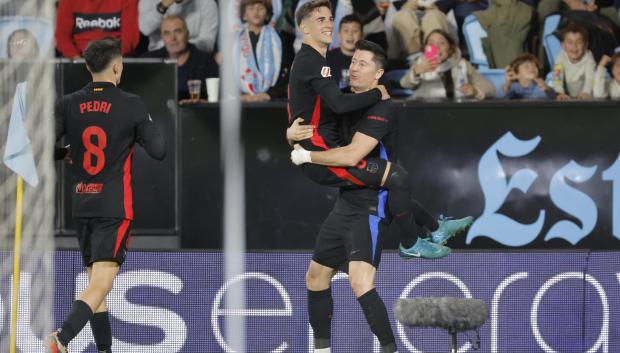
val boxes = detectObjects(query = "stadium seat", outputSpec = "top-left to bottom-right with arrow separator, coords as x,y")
543,14 -> 562,68
462,15 -> 489,69
479,68 -> 506,98
0,16 -> 53,58
384,69 -> 414,98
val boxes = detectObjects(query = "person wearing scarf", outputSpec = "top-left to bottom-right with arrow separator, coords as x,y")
237,0 -> 290,102
400,29 -> 495,100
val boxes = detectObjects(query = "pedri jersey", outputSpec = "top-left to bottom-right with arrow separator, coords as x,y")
55,81 -> 165,219
288,43 -> 382,151
337,99 -> 399,214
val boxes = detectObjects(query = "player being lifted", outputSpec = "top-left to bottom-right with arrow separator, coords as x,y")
45,39 -> 165,353
288,0 -> 471,261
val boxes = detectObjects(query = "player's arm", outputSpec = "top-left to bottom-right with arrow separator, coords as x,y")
310,76 -> 385,114
135,101 -> 166,160
286,117 -> 314,146
291,131 -> 379,167
53,99 -> 70,161
301,132 -> 379,167
291,104 -> 394,166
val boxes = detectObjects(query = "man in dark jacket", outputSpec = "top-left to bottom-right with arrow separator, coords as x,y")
142,15 -> 219,102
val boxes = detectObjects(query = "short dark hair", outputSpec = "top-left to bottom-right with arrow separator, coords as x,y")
240,0 -> 273,24
559,23 -> 589,45
295,0 -> 332,27
354,39 -> 387,70
83,38 -> 121,73
510,53 -> 540,74
339,14 -> 363,33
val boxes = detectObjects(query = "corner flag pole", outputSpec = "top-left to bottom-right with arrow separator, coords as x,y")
9,176 -> 24,353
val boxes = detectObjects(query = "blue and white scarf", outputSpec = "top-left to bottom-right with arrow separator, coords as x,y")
237,25 -> 282,94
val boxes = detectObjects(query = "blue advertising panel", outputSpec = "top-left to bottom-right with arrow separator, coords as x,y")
1,250 -> 619,352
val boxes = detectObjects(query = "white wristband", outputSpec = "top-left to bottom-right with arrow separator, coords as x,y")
291,148 -> 312,165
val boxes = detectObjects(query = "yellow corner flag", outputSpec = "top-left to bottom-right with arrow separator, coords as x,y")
2,82 -> 38,353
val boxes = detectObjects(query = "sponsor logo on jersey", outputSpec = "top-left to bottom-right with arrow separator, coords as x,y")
367,115 -> 387,123
321,66 -> 331,78
366,162 -> 379,174
75,182 -> 103,194
73,12 -> 121,33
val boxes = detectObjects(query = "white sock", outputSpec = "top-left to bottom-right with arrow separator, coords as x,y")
315,348 -> 331,353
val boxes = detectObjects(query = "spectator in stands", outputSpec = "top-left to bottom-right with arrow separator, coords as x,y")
237,0 -> 290,102
538,0 -> 620,29
355,0 -> 389,50
552,24 -> 596,100
593,53 -> 620,99
503,53 -> 556,99
327,14 -> 363,88
55,0 -> 140,58
473,0 -> 533,68
7,29 -> 39,59
434,0 -> 489,31
142,15 -> 218,102
400,29 -> 495,100
389,0 -> 450,62
139,0 -> 218,52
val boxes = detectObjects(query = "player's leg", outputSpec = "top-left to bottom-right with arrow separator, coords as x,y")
307,211 -> 345,353
380,162 -> 473,256
47,218 -> 129,352
346,159 -> 453,259
347,216 -> 398,353
87,266 -> 113,353
45,218 -> 91,353
51,261 -> 118,351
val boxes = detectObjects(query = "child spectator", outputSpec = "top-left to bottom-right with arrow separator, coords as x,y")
236,0 -> 290,102
326,14 -> 363,88
552,23 -> 596,100
593,53 -> 620,99
503,53 -> 556,99
400,29 -> 495,100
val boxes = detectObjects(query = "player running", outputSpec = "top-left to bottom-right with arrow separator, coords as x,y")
45,39 -> 165,353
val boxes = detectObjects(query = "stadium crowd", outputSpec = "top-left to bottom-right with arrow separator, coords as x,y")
5,0 -> 620,101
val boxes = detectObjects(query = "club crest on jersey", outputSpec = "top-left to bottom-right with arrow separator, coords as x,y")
321,66 -> 332,78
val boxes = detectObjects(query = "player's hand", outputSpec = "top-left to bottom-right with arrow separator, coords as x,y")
376,85 -> 390,100
287,117 -> 314,142
290,144 -> 312,165
64,146 -> 72,164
